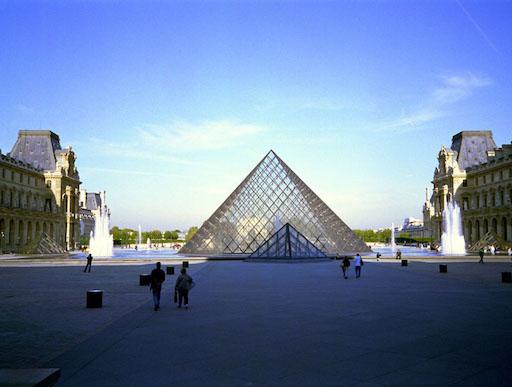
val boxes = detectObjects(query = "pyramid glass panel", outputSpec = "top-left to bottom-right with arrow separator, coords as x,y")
179,150 -> 370,256
248,223 -> 327,260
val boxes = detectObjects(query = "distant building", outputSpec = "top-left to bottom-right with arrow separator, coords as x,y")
79,189 -> 101,238
400,217 -> 430,239
0,130 -> 81,252
423,131 -> 512,246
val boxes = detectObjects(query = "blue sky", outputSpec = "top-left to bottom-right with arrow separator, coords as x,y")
1,1 -> 511,231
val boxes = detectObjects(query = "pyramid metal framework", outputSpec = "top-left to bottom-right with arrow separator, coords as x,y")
179,150 -> 370,256
248,223 -> 327,260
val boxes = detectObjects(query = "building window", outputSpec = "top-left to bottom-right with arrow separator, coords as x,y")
483,194 -> 487,208
11,171 -> 14,181
500,191 -> 504,206
462,179 -> 467,187
476,196 -> 480,208
483,175 -> 486,184
499,170 -> 503,180
19,174 -> 23,183
463,197 -> 469,210
492,193 -> 496,207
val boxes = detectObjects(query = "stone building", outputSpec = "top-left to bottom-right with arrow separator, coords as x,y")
423,131 -> 512,246
79,189 -> 101,239
0,130 -> 81,253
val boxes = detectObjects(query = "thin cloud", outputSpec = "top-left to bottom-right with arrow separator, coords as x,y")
455,0 -> 499,54
433,74 -> 491,104
373,72 -> 491,132
139,120 -> 266,151
80,166 -> 188,179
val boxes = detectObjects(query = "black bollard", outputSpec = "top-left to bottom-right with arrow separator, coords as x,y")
401,259 -> 408,267
439,264 -> 448,273
166,266 -> 175,275
87,289 -> 103,308
139,274 -> 151,286
182,261 -> 189,268
502,272 -> 511,283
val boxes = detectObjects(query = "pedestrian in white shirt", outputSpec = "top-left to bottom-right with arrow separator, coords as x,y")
354,253 -> 363,278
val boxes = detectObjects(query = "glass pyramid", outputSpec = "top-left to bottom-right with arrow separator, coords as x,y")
179,150 -> 370,256
248,223 -> 327,260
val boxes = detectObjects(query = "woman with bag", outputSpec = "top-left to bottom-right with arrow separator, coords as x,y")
341,256 -> 350,279
174,268 -> 194,309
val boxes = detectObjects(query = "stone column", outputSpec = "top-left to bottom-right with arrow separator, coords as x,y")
65,186 -> 72,251
442,185 -> 448,212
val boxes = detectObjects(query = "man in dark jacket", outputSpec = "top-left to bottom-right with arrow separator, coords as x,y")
175,268 -> 193,309
150,262 -> 166,311
84,254 -> 93,273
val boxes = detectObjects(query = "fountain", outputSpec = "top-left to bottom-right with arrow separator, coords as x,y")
89,191 -> 113,257
147,238 -> 151,248
390,222 -> 396,253
138,224 -> 142,245
441,201 -> 466,255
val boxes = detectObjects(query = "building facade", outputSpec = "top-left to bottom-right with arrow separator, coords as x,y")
79,189 -> 101,239
0,130 -> 81,253
423,131 -> 512,247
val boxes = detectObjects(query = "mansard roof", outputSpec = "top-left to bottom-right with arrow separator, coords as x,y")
86,192 -> 102,210
8,130 -> 62,171
450,131 -> 496,171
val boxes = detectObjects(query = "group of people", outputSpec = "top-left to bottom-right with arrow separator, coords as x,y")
340,253 -> 363,279
150,262 -> 194,311
82,256 -> 194,311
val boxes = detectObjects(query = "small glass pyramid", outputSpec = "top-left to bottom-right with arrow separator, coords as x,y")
180,150 -> 370,256
248,223 -> 327,260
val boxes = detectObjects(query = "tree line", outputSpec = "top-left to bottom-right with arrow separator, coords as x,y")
108,226 -> 198,246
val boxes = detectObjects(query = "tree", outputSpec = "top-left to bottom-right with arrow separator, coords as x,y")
164,231 -> 179,241
185,226 -> 198,242
149,229 -> 163,242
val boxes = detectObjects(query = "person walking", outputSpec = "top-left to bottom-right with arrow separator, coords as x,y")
150,262 -> 166,311
175,268 -> 194,309
478,248 -> 485,263
354,253 -> 363,278
341,256 -> 350,279
83,253 -> 93,273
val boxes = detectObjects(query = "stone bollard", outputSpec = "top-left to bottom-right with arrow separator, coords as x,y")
439,264 -> 448,273
502,272 -> 511,283
87,289 -> 103,308
182,261 -> 189,268
166,266 -> 175,275
401,259 -> 408,267
139,274 -> 151,286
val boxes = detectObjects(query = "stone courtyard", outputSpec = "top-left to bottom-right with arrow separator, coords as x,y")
1,260 -> 512,386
